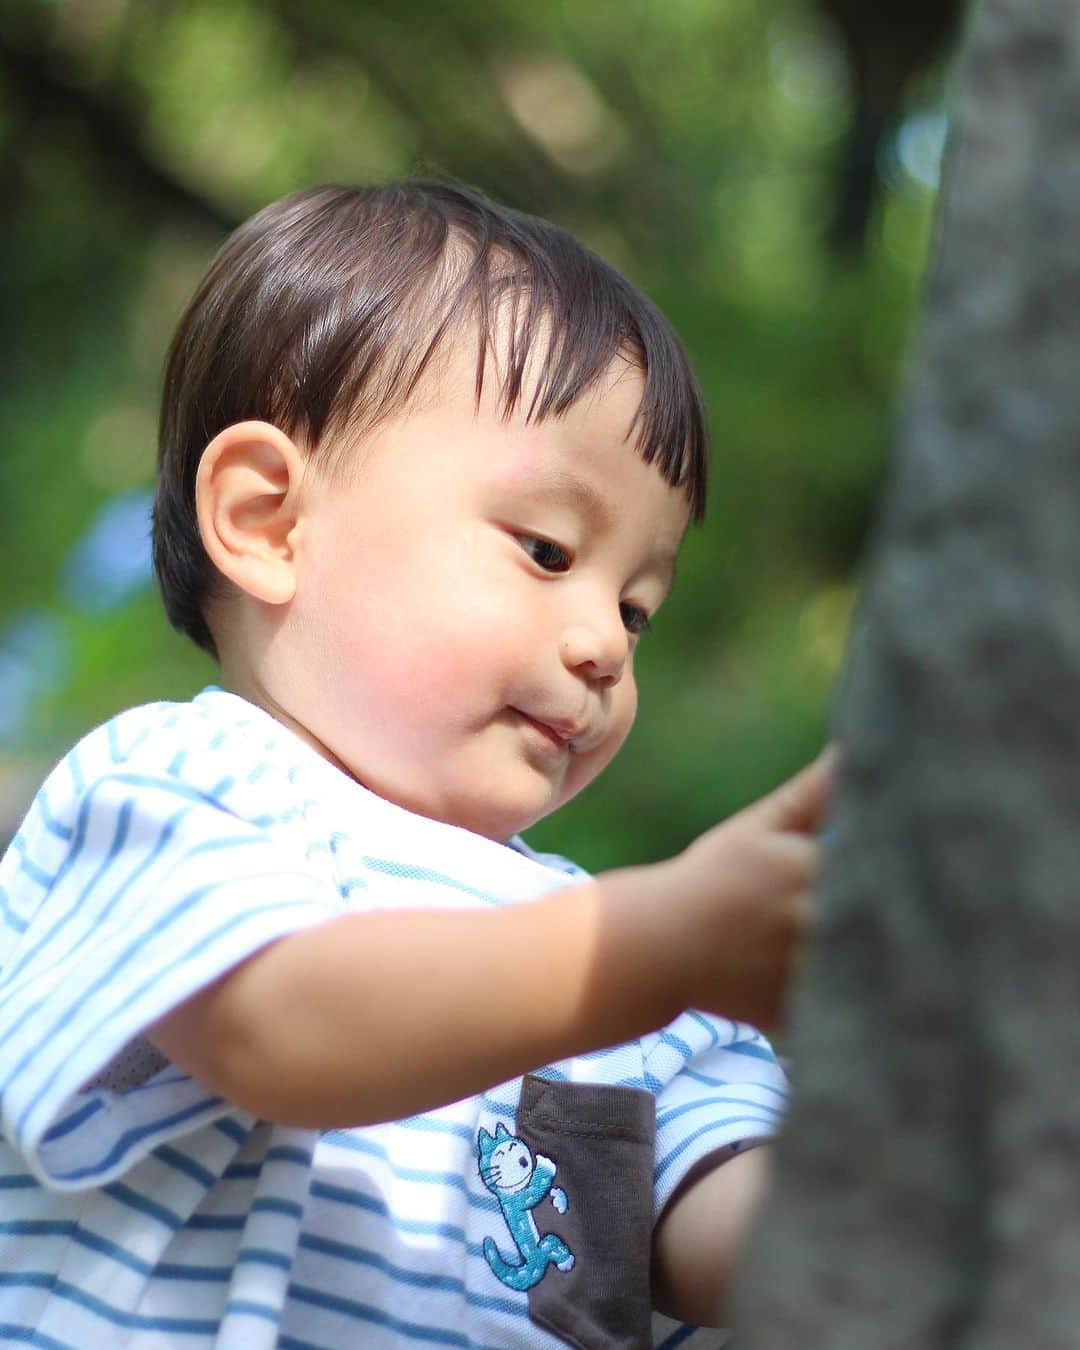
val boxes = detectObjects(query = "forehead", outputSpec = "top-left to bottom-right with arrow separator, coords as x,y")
328,327 -> 693,555
482,359 -> 690,538
443,329 -> 688,496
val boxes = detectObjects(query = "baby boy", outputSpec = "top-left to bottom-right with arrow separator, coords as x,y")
0,180 -> 829,1348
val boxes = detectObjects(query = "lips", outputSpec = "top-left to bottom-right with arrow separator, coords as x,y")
516,711 -> 587,747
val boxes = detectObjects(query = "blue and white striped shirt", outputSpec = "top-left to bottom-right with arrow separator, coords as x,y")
0,689 -> 787,1347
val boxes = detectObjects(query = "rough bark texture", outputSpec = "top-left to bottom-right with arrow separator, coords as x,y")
732,2 -> 1080,1347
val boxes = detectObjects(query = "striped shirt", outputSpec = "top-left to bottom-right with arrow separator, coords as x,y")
0,689 -> 787,1348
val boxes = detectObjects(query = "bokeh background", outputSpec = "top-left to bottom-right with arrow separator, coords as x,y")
0,0 -> 960,868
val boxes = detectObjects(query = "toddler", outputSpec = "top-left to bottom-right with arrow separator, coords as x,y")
0,180 -> 829,1348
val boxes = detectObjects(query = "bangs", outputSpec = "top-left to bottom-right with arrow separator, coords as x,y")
237,182 -> 708,519
462,237 -> 707,521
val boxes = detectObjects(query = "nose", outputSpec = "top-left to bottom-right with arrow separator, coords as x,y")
560,616 -> 628,687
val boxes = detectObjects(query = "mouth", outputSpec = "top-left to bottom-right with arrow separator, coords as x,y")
515,711 -> 586,749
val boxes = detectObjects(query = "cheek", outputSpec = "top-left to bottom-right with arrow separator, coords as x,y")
608,680 -> 639,757
569,680 -> 638,794
317,559 -> 524,708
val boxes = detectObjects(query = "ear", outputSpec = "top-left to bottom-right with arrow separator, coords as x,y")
195,421 -> 305,606
495,1122 -> 510,1140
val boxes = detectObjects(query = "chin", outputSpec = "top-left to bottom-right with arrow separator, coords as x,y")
462,811 -> 536,844
449,796 -> 550,844
422,769 -> 565,842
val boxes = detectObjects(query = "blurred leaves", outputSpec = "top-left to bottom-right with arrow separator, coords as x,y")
0,0 -> 954,863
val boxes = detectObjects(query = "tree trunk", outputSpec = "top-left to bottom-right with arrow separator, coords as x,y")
732,2 -> 1080,1346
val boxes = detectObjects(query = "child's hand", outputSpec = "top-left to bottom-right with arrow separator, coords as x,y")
666,748 -> 836,1030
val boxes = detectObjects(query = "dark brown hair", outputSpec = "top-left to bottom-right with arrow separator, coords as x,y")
153,179 -> 708,655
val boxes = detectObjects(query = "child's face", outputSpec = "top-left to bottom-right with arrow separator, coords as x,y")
275,344 -> 690,842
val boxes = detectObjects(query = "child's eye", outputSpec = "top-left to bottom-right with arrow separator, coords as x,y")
518,535 -> 572,573
620,602 -> 652,636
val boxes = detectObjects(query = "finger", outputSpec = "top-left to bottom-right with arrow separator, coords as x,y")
749,744 -> 839,835
785,892 -> 817,977
768,831 -> 825,884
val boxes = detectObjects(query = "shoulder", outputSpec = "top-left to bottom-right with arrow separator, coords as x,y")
17,690 -> 300,848
78,689 -> 280,775
0,691 -> 342,960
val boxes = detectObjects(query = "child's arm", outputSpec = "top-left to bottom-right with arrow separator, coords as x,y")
150,870 -> 682,1127
148,752 -> 830,1129
651,1146 -> 772,1325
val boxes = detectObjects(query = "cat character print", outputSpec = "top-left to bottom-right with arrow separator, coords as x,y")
477,1123 -> 575,1292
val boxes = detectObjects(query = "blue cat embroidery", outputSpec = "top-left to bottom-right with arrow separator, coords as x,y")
477,1122 -> 575,1291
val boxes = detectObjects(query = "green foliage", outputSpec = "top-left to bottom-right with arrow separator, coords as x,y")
0,0 -> 942,863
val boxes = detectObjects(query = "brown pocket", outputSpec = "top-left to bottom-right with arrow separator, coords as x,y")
515,1073 -> 656,1350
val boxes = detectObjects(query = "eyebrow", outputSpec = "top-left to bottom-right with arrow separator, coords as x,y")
527,466 -> 613,529
652,548 -> 680,591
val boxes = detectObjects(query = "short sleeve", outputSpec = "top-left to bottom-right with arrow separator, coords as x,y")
0,761 -> 343,1191
647,1011 -> 788,1216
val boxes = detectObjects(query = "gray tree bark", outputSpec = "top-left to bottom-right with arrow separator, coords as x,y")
731,2 -> 1080,1347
